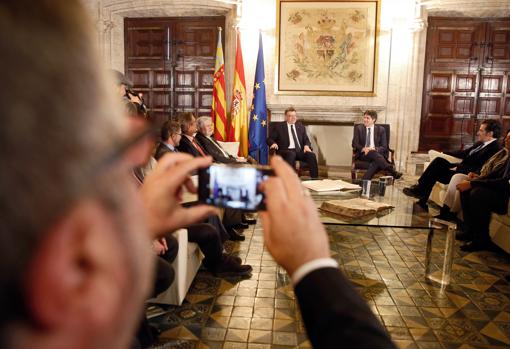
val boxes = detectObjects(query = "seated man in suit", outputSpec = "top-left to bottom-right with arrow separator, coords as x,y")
403,119 -> 502,208
156,120 -> 247,242
267,107 -> 319,178
455,131 -> 510,252
352,110 -> 402,180
195,116 -> 244,163
176,112 -> 208,157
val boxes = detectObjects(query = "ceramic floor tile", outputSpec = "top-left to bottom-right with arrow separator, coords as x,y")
150,220 -> 510,349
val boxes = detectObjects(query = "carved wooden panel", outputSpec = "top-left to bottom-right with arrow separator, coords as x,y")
125,17 -> 224,126
429,96 -> 451,114
126,28 -> 165,59
454,97 -> 475,114
420,18 -> 510,152
431,74 -> 452,92
503,97 -> 510,116
477,97 -> 501,116
480,75 -> 503,93
487,21 -> 510,65
455,74 -> 476,92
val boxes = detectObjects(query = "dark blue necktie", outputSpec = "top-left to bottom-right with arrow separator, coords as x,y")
291,125 -> 301,152
469,143 -> 484,156
365,128 -> 371,147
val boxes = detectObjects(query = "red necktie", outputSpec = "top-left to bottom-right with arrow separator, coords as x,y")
192,138 -> 207,157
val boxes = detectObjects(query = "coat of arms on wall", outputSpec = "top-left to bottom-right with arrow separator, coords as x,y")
276,0 -> 379,96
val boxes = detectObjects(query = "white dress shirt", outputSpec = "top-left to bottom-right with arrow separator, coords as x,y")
291,258 -> 339,285
366,126 -> 375,148
287,123 -> 301,149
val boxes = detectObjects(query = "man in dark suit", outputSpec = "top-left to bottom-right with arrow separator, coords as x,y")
403,119 -> 502,208
195,116 -> 239,163
267,107 -> 319,178
156,120 -> 248,242
352,110 -> 402,180
260,156 -> 397,349
176,112 -> 207,157
455,131 -> 510,252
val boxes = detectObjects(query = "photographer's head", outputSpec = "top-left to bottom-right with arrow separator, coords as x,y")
111,69 -> 133,98
179,112 -> 198,137
196,116 -> 214,137
161,120 -> 182,147
0,1 -> 152,348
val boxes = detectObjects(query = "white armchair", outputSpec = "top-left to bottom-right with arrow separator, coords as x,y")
149,229 -> 203,305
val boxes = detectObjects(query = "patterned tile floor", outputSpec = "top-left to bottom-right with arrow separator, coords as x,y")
148,219 -> 510,349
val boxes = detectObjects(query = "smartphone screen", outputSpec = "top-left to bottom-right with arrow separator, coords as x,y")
198,164 -> 273,211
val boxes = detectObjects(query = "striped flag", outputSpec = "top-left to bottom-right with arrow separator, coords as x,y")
228,30 -> 249,157
211,28 -> 227,141
248,33 -> 268,165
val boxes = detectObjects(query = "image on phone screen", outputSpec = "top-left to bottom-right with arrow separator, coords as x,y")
199,165 -> 273,211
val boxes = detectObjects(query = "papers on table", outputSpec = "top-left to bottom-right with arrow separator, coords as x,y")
301,179 -> 361,192
428,150 -> 461,164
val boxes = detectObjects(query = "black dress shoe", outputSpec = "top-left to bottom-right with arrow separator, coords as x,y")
392,171 -> 403,180
212,256 -> 252,277
460,242 -> 498,252
242,217 -> 257,225
228,228 -> 245,241
434,212 -> 458,222
233,222 -> 249,230
403,185 -> 423,198
416,199 -> 429,210
455,231 -> 472,241
460,242 -> 486,252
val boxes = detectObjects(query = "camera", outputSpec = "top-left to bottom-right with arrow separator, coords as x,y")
198,164 -> 274,211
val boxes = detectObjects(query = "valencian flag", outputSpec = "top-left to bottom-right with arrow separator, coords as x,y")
211,27 -> 227,141
228,30 -> 249,157
248,32 -> 268,164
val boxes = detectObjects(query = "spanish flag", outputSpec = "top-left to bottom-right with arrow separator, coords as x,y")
228,30 -> 249,157
211,28 -> 227,141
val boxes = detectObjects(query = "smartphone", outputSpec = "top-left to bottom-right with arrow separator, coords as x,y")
198,164 -> 274,211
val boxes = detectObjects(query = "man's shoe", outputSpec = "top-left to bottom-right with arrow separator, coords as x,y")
403,185 -> 423,198
434,212 -> 458,222
416,199 -> 429,210
233,222 -> 249,230
222,253 -> 242,265
242,216 -> 257,225
212,257 -> 252,277
460,242 -> 486,252
392,171 -> 403,180
455,231 -> 472,242
228,228 -> 245,241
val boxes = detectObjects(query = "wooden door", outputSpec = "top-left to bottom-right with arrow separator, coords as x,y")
419,17 -> 510,152
124,17 -> 224,126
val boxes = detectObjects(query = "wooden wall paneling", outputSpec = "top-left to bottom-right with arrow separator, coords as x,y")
419,17 -> 510,152
125,17 -> 224,125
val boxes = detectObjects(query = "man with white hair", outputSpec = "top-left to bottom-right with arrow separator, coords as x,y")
195,116 -> 247,164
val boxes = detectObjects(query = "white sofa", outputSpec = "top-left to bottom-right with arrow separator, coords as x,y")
429,182 -> 510,253
149,229 -> 203,305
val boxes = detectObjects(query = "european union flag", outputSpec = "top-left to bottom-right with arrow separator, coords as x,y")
248,33 -> 268,165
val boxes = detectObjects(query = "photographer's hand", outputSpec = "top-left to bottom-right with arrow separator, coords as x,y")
259,156 -> 330,277
141,153 -> 218,237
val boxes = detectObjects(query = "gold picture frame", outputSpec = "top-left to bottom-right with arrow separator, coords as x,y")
275,0 -> 380,96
